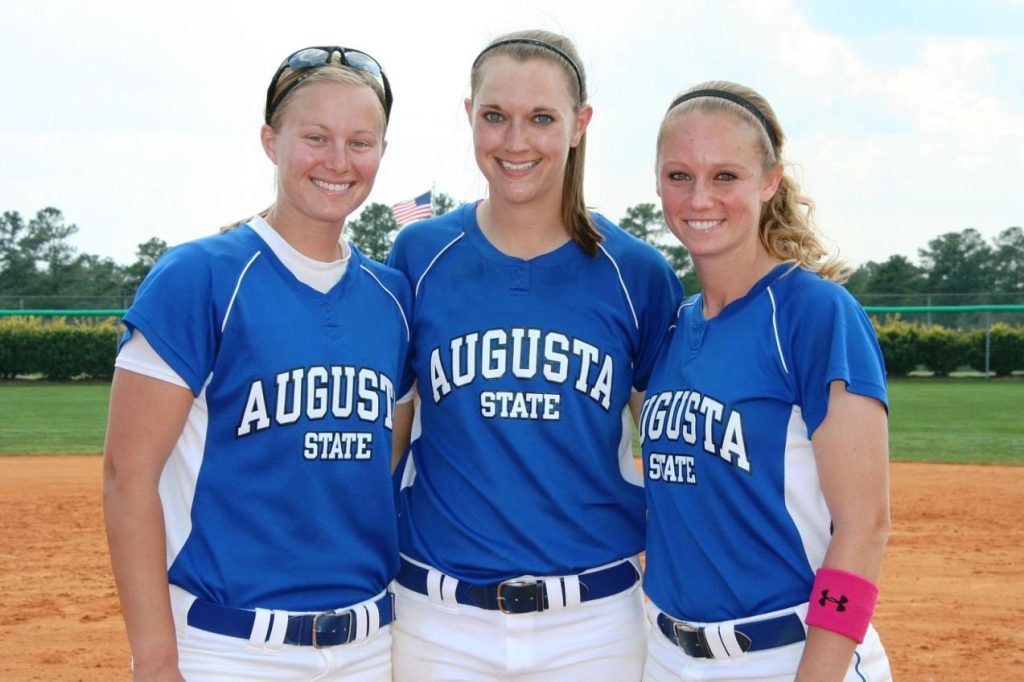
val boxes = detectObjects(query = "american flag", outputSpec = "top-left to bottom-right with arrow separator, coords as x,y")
390,190 -> 433,226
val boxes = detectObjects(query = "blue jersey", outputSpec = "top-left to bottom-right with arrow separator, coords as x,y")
639,264 -> 887,622
388,203 -> 682,582
123,223 -> 412,611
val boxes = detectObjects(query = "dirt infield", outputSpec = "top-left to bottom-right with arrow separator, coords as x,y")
1,456 -> 1021,681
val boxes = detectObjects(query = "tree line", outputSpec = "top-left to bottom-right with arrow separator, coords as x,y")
1,201 -> 1021,308
351,196 -> 1024,301
0,208 -> 167,307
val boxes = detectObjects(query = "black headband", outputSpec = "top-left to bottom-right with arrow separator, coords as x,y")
472,38 -> 584,99
668,89 -> 776,149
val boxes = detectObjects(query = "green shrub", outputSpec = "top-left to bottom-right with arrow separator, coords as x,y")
0,317 -> 120,380
988,323 -> 1024,376
873,319 -> 1024,377
0,318 -> 44,379
964,328 -> 987,373
917,325 -> 968,376
963,324 -> 1024,375
873,318 -> 920,376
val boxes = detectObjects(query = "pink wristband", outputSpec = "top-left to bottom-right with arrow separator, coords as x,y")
805,567 -> 879,643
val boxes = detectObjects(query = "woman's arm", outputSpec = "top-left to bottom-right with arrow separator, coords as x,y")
796,379 -> 891,681
103,368 -> 194,681
629,390 -> 646,425
391,393 -> 415,473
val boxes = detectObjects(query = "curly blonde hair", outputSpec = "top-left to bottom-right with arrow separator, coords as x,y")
657,80 -> 848,282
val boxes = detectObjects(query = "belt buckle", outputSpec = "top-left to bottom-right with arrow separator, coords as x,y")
672,620 -> 712,658
496,579 -> 540,614
672,620 -> 698,640
311,609 -> 354,648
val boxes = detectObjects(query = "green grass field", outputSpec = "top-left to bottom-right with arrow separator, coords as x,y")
887,379 -> 1022,465
0,383 -> 111,454
0,379 -> 1021,463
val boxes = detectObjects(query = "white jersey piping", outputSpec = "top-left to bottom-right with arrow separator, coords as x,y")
221,251 -> 262,334
415,233 -> 464,299
360,264 -> 411,341
597,243 -> 640,331
766,286 -> 789,375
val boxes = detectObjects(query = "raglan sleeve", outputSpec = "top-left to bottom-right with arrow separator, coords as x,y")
788,281 -> 887,438
632,247 -> 685,392
385,228 -> 418,400
394,275 -> 415,399
121,244 -> 219,397
385,227 -> 414,286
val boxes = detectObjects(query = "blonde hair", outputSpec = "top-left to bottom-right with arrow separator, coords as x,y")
658,80 -> 848,282
222,57 -> 388,232
470,30 -> 601,257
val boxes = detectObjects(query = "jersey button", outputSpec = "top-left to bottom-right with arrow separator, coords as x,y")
511,265 -> 529,291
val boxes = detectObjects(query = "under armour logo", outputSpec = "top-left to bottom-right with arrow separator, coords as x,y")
818,589 -> 848,612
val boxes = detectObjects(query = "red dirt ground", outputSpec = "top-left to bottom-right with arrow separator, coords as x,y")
0,456 -> 1021,681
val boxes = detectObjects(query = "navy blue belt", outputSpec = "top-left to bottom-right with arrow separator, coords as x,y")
657,611 -> 806,658
396,558 -> 639,614
186,592 -> 394,648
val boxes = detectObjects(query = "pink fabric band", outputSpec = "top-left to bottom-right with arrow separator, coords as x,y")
805,567 -> 879,643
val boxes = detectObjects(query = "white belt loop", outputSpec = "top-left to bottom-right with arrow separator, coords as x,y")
262,609 -> 288,652
366,600 -> 381,633
561,575 -> 583,608
426,568 -> 460,609
351,605 -> 367,642
246,608 -> 273,651
352,602 -> 380,642
542,577 -> 565,610
426,568 -> 444,603
704,622 -> 747,659
441,574 -> 459,605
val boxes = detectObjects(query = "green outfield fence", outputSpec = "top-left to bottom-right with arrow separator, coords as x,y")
2,305 -> 1024,378
5,305 -> 1022,317
0,310 -> 126,317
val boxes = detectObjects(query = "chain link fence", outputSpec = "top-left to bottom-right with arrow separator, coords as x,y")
0,295 -> 135,311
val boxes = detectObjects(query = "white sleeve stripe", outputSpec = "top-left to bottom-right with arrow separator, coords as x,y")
674,298 -> 697,332
415,233 -> 464,299
766,286 -> 789,374
597,244 -> 640,331
221,251 -> 262,334
360,264 -> 411,341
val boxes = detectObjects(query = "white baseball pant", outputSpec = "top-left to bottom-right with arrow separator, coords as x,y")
391,575 -> 646,680
641,600 -> 891,682
165,585 -> 392,681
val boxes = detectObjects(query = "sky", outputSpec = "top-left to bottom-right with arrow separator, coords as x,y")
2,0 -> 1023,268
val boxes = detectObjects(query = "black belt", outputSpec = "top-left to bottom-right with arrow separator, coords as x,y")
657,611 -> 806,658
396,558 -> 639,614
186,592 -> 394,648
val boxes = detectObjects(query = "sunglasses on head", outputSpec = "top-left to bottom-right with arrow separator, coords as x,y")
265,46 -> 393,124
